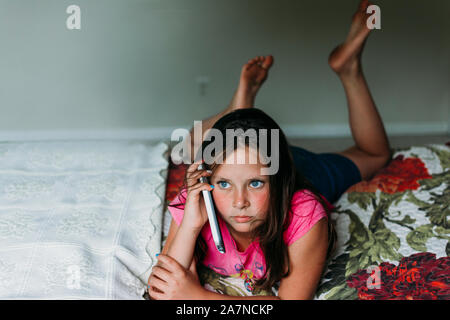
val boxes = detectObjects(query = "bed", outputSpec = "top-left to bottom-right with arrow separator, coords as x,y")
0,140 -> 169,299
1,139 -> 448,300
162,142 -> 450,300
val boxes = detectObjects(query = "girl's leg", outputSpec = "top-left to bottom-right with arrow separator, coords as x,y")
328,0 -> 391,181
188,56 -> 274,160
291,0 -> 391,203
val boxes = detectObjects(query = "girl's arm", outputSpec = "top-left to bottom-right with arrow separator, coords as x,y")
153,220 -> 280,300
148,162 -> 213,300
162,218 -> 200,270
277,217 -> 329,300
162,162 -> 212,269
150,217 -> 327,300
150,253 -> 281,300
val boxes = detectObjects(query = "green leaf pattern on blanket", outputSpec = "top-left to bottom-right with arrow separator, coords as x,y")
347,192 -> 377,211
406,224 -> 435,252
317,145 -> 450,300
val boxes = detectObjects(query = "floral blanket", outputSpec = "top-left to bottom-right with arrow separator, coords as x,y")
162,143 -> 450,300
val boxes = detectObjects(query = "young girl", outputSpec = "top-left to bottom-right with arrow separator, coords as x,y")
148,0 -> 391,300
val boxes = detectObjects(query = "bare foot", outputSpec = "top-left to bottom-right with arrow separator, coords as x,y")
328,0 -> 373,77
230,55 -> 274,109
240,55 -> 274,94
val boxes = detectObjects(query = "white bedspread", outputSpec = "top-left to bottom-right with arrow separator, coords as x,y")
0,140 -> 169,299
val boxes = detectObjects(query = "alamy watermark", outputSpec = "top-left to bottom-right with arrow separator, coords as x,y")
66,265 -> 81,290
366,265 -> 381,290
366,5 -> 381,30
170,121 -> 280,175
64,4 -> 381,31
66,5 -> 81,30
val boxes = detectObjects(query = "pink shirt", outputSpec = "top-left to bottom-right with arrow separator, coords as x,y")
168,188 -> 333,280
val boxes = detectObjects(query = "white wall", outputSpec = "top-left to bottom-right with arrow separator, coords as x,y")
0,0 -> 448,141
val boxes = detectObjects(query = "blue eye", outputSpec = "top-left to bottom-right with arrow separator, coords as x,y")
249,180 -> 263,188
218,181 -> 231,189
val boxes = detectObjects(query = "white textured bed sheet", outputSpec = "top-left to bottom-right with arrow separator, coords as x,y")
0,140 -> 169,299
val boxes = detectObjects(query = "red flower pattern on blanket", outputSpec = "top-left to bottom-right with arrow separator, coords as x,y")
346,155 -> 432,194
165,160 -> 187,203
346,253 -> 450,300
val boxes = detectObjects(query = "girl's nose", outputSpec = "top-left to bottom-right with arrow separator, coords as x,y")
232,191 -> 250,209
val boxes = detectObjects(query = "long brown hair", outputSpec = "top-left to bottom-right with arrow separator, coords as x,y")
171,108 -> 336,291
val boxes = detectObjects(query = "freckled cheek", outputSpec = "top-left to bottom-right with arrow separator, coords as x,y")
250,192 -> 270,217
211,192 -> 232,216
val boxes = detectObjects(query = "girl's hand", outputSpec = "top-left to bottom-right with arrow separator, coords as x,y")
182,161 -> 214,231
148,254 -> 205,300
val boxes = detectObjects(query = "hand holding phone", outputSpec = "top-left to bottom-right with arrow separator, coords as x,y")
197,164 -> 225,254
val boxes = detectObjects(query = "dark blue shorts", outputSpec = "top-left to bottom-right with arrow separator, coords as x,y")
289,145 -> 362,204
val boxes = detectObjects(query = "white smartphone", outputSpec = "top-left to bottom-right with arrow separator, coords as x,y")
197,164 -> 225,254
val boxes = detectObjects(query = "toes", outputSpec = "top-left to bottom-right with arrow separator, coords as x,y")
258,56 -> 264,65
358,0 -> 369,12
261,55 -> 274,69
244,55 -> 274,71
257,56 -> 267,65
251,56 -> 260,65
244,57 -> 258,69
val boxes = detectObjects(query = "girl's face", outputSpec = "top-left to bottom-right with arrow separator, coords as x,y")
210,146 -> 270,238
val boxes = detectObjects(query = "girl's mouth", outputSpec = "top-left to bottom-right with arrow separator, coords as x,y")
233,216 -> 252,223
